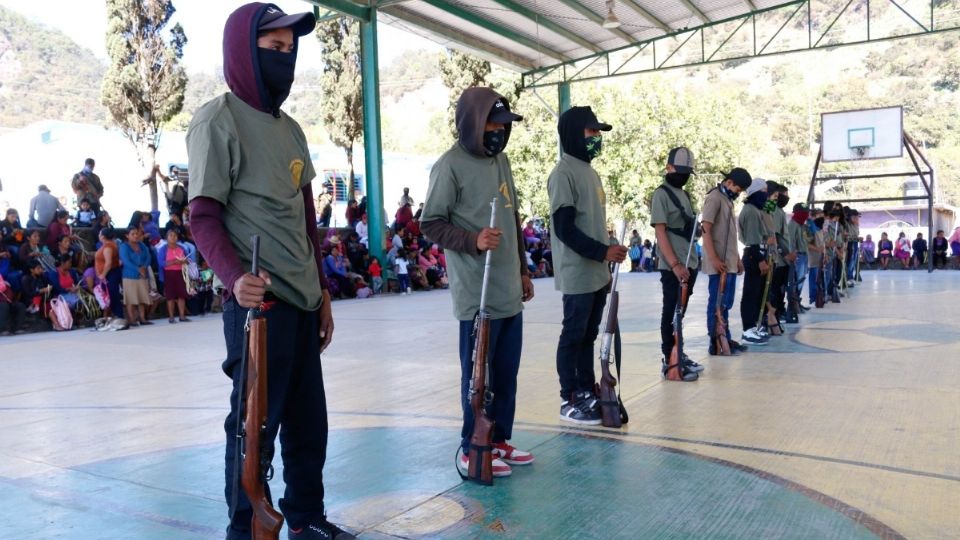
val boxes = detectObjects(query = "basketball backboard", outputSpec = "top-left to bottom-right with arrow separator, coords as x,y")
821,106 -> 903,162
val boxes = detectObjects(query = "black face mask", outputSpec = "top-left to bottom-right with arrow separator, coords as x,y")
665,172 -> 690,189
814,217 -> 825,228
258,48 -> 297,117
746,191 -> 768,209
719,184 -> 740,201
777,194 -> 790,209
483,129 -> 506,156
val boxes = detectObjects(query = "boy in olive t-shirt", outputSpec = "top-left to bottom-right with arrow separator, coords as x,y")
650,147 -> 701,381
421,87 -> 535,479
547,106 -> 627,425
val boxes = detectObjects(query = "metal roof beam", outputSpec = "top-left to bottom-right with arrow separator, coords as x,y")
419,0 -> 572,62
678,0 -> 711,23
619,0 -> 673,33
305,0 -> 371,22
744,0 -> 758,10
381,6 -> 537,70
490,0 -> 603,53
553,0 -> 637,44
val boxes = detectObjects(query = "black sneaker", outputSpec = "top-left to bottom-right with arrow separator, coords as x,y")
729,340 -> 749,353
681,353 -> 704,373
662,358 -> 699,382
559,396 -> 601,425
288,518 -> 356,540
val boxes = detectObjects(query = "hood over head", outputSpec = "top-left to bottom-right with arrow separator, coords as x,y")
558,106 -> 611,162
222,3 -> 314,116
455,87 -> 521,157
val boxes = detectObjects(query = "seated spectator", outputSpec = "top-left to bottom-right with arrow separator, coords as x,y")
911,232 -> 927,269
48,254 -> 82,310
95,228 -> 124,318
119,228 -> 153,326
368,256 -> 382,294
950,226 -> 960,257
932,230 -> 948,268
0,238 -> 19,294
91,211 -> 114,246
523,220 -> 539,247
346,199 -> 361,228
894,232 -> 911,269
355,213 -> 369,247
27,184 -> 65,228
21,260 -> 53,314
877,232 -> 893,270
74,199 -> 96,228
0,272 -> 26,335
141,211 -> 162,246
164,211 -> 187,239
157,229 -> 193,323
418,244 -> 445,289
323,243 -> 355,299
354,277 -> 373,299
46,210 -> 73,251
405,216 -> 421,239
861,235 -> 876,264
1,209 -> 24,259
395,203 -> 413,231
405,248 -> 429,290
54,234 -> 80,268
20,230 -> 55,272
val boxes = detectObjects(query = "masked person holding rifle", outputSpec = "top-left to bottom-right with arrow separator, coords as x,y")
738,179 -> 772,345
548,106 -> 627,423
701,168 -> 752,356
651,147 -> 703,381
187,4 -> 351,539
422,87 -> 535,480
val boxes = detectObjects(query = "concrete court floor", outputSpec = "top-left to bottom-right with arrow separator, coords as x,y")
0,269 -> 957,539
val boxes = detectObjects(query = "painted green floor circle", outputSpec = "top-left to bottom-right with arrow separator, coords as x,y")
0,426 -> 896,539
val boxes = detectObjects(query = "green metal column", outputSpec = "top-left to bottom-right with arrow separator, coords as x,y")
558,82 -> 571,114
360,8 -> 385,265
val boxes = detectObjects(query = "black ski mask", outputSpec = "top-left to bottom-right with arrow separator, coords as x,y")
483,129 -> 506,156
746,190 -> 768,209
258,48 -> 297,117
665,172 -> 690,189
814,216 -> 825,229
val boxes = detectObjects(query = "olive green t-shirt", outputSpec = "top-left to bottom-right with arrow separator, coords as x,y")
700,187 -> 739,275
788,219 -> 808,254
186,93 -> 322,311
421,143 -> 522,321
650,183 -> 698,271
547,154 -> 610,294
772,208 -> 788,267
738,203 -> 768,247
806,227 -> 825,268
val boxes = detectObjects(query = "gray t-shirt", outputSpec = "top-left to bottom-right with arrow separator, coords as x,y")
186,93 -> 322,312
788,219 -> 807,254
421,143 -> 522,321
772,208 -> 788,267
700,187 -> 739,275
738,203 -> 768,247
29,192 -> 64,228
547,154 -> 610,294
650,183 -> 698,271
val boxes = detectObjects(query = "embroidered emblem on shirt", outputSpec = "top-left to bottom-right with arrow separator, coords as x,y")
499,181 -> 513,208
290,159 -> 305,189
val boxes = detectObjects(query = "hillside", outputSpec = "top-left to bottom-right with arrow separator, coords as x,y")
0,6 -> 106,128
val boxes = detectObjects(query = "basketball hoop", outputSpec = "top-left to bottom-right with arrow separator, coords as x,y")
852,145 -> 869,159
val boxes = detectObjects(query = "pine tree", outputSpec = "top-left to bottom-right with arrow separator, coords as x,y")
101,0 -> 187,213
316,18 -> 363,202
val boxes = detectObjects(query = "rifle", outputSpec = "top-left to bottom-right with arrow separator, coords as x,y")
756,252 -> 782,336
830,222 -> 842,303
466,198 -> 497,485
785,261 -> 800,324
598,225 -> 627,427
665,214 -> 700,382
231,235 -> 283,540
713,271 -> 732,356
815,243 -> 826,309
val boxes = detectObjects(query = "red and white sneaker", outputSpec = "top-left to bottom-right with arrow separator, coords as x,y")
457,447 -> 512,477
492,442 -> 534,465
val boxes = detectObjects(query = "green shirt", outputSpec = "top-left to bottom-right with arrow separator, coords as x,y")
772,208 -> 788,267
421,143 -> 522,321
738,203 -> 767,247
547,154 -> 610,294
186,93 -> 322,311
650,183 -> 698,271
788,219 -> 808,254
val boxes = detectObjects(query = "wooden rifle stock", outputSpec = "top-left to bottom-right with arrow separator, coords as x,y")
713,271 -> 731,356
756,253 -> 779,335
467,314 -> 494,485
598,291 -> 621,427
665,282 -> 689,381
243,317 -> 283,540
815,247 -> 826,308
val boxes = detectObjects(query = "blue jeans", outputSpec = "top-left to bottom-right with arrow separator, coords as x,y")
808,265 -> 820,303
459,312 -> 523,452
846,244 -> 858,279
706,273 -> 736,340
793,253 -> 808,301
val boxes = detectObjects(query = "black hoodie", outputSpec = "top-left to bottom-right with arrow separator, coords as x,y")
455,87 -> 515,157
558,106 -> 595,162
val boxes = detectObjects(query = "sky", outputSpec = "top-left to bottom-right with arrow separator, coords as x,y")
0,0 -> 440,74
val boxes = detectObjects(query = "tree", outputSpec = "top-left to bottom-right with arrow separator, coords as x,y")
439,50 -> 490,139
317,18 -> 363,202
101,0 -> 187,213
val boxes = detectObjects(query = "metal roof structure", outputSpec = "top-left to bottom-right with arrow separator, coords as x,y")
308,1 -> 960,88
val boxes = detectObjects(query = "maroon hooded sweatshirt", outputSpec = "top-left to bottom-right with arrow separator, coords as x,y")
188,3 -> 327,300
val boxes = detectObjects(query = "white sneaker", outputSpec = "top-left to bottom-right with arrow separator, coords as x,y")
457,447 -> 512,477
742,328 -> 769,345
407,287 -> 413,294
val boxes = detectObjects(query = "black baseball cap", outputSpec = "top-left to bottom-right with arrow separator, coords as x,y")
259,5 -> 316,37
488,98 -> 523,123
583,106 -> 612,131
724,167 -> 752,190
